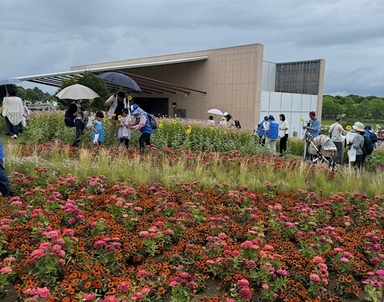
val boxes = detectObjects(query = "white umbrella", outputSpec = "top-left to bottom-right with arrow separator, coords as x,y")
55,84 -> 100,100
207,108 -> 224,115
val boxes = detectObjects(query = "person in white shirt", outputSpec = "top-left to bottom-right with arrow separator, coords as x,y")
329,116 -> 347,165
278,114 -> 289,156
207,115 -> 215,125
1,88 -> 24,139
104,91 -> 129,137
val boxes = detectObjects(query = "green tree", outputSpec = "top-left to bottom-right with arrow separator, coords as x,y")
322,95 -> 343,119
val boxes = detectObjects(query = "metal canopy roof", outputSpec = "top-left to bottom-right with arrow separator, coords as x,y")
17,56 -> 208,95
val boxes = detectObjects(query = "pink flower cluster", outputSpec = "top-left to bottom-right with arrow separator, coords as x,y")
23,286 -> 50,298
62,199 -> 85,224
94,237 -> 122,253
236,278 -> 252,301
310,256 -> 329,285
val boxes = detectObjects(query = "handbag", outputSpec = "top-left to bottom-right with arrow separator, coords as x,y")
85,117 -> 93,130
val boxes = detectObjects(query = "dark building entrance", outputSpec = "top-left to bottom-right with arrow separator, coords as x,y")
133,98 -> 168,118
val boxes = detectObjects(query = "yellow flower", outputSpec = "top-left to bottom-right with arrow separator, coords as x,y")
223,131 -> 228,134
346,125 -> 352,131
89,99 -> 94,103
300,118 -> 304,122
210,126 -> 215,131
128,96 -> 133,101
186,128 -> 191,135
112,113 -> 116,117
158,123 -> 163,129
172,119 -> 178,125
118,115 -> 122,121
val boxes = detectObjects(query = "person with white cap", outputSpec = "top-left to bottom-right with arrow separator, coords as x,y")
351,122 -> 366,170
129,104 -> 153,152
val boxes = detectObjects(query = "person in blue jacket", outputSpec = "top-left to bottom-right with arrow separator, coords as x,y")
255,116 -> 268,146
265,115 -> 279,155
0,140 -> 11,197
364,125 -> 377,149
129,104 -> 153,152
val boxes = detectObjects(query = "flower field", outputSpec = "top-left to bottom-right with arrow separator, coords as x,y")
1,143 -> 384,302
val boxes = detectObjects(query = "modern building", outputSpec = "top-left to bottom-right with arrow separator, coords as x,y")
19,43 -> 325,136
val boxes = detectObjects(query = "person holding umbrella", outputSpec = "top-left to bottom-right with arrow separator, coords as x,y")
104,91 -> 129,137
1,87 -> 24,139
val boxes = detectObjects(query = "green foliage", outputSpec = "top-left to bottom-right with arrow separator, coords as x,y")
322,94 -> 384,120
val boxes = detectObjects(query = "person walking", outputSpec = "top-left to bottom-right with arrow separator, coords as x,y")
104,91 -> 129,137
329,116 -> 347,165
278,114 -> 289,156
129,104 -> 153,152
303,111 -> 321,160
265,115 -> 279,155
1,88 -> 24,139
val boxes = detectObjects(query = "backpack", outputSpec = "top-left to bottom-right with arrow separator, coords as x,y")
234,119 -> 241,129
64,107 -> 75,127
362,136 -> 374,156
147,114 -> 158,129
370,132 -> 378,143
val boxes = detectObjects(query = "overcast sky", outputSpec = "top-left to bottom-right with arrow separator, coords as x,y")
1,0 -> 384,97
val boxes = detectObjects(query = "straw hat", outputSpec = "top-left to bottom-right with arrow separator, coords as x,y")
353,122 -> 365,133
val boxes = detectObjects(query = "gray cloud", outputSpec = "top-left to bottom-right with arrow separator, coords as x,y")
1,0 -> 384,96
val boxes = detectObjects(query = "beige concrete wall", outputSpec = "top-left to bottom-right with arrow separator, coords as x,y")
73,44 -> 264,130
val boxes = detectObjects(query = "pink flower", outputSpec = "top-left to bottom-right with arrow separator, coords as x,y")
83,293 -> 96,301
310,273 -> 320,282
0,267 -> 12,274
262,284 -> 269,290
141,287 -> 150,294
312,256 -> 324,263
30,248 -> 45,259
169,280 -> 179,287
340,257 -> 349,263
239,287 -> 252,300
237,279 -> 249,287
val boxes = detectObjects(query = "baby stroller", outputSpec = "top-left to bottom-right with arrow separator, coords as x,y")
305,132 -> 338,172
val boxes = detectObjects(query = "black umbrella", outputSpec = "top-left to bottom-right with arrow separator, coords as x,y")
98,72 -> 141,91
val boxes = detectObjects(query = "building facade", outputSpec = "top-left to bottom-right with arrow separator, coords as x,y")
20,43 -> 325,135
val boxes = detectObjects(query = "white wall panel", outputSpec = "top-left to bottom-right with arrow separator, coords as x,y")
281,93 -> 292,112
269,92 -> 281,112
291,94 -> 302,112
261,91 -> 270,111
301,95 -> 312,111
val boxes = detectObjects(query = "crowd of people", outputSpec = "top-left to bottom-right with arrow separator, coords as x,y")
254,114 -> 290,156
65,91 -> 153,152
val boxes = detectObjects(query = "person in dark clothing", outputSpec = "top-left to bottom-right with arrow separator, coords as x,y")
0,139 -> 11,197
69,99 -> 85,147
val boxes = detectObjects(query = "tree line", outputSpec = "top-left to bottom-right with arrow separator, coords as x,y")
322,94 -> 384,120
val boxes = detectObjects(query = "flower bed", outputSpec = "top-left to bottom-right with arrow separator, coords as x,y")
1,162 -> 384,301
